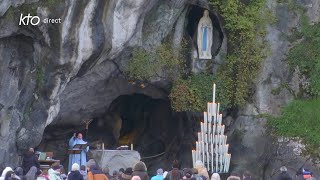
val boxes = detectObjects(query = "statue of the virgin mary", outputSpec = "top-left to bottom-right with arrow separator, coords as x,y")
197,10 -> 213,59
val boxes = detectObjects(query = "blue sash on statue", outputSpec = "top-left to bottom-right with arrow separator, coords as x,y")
202,26 -> 208,51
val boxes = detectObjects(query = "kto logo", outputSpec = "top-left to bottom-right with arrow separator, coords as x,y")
19,13 -> 40,25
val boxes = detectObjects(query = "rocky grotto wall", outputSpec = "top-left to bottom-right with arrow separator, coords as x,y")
0,0 -> 320,179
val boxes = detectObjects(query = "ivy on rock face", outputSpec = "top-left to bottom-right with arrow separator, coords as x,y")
287,15 -> 320,97
209,0 -> 270,108
170,73 -> 214,112
268,8 -> 320,159
128,0 -> 270,112
126,43 -> 182,81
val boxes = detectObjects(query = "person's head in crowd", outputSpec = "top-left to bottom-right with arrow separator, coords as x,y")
191,168 -> 198,174
26,148 -> 34,156
133,161 -> 147,172
2,167 -> 14,178
80,165 -> 86,171
103,167 -> 110,174
89,165 -> 98,172
5,170 -> 14,180
124,168 -> 133,175
172,160 -> 179,169
72,163 -> 80,172
131,176 -> 141,180
52,163 -> 61,172
14,167 -> 23,177
156,169 -> 163,176
211,173 -> 220,180
183,168 -> 192,179
195,161 -> 204,169
112,170 -> 118,177
87,159 -> 96,170
119,168 -> 125,174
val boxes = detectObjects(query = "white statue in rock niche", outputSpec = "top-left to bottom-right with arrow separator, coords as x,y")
197,10 -> 213,59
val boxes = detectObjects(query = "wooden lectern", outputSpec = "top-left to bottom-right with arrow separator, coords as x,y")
68,144 -> 88,166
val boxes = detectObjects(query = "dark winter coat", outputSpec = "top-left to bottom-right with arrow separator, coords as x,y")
164,168 -> 183,180
22,153 -> 40,175
132,162 -> 149,180
68,171 -> 84,180
275,172 -> 292,180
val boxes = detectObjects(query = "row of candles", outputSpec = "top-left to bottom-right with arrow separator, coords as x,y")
191,83 -> 231,173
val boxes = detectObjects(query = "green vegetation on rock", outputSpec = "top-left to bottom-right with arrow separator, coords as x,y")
209,0 -> 271,108
286,15 -> 320,97
170,73 -> 214,112
268,99 -> 320,156
128,0 -> 271,112
36,65 -> 45,88
268,7 -> 320,158
126,43 -> 183,81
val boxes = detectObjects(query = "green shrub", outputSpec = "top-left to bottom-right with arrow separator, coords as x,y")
268,99 -> 320,155
170,73 -> 215,112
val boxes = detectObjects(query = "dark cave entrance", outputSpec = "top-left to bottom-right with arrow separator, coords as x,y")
86,93 -> 177,154
38,93 -> 195,172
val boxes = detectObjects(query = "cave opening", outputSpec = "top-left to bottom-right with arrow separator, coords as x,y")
38,93 -> 191,171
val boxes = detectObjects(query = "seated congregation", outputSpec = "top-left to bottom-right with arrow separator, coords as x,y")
0,150 -> 315,180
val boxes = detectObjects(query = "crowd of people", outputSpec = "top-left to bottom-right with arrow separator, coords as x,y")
0,148 -> 317,180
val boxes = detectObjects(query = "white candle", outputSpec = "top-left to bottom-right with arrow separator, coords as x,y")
217,125 -> 221,135
213,83 -> 216,103
202,142 -> 205,161
207,103 -> 211,117
215,153 -> 218,172
208,124 -> 211,135
202,132 -> 205,143
206,148 -> 210,170
204,134 -> 207,143
221,125 -> 225,135
102,143 -> 105,150
219,114 -> 223,125
201,123 -> 204,133
226,144 -> 229,153
192,150 -> 195,167
226,154 -> 231,172
208,112 -> 212,123
217,103 -> 220,123
204,112 -> 208,124
130,144 -> 133,150
204,122 -> 207,133
211,144 -> 214,171
212,124 -> 216,135
198,132 -> 201,142
212,103 -> 217,115
221,154 -> 224,171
